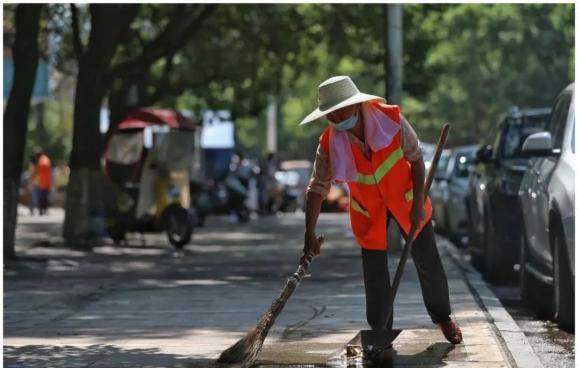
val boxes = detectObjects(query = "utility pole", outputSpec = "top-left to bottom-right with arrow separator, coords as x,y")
384,4 -> 404,250
385,4 -> 403,105
266,96 -> 277,153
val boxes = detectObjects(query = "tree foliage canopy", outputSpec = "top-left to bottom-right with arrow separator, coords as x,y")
5,3 -> 574,163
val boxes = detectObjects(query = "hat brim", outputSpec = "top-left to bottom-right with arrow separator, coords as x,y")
298,93 -> 385,126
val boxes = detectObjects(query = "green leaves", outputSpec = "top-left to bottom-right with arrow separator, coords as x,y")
405,4 -> 574,143
25,4 -> 575,161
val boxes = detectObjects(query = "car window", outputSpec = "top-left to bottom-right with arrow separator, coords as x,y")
500,114 -> 550,158
547,93 -> 572,149
435,151 -> 451,178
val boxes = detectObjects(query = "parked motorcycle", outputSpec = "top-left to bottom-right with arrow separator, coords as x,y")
191,173 -> 251,225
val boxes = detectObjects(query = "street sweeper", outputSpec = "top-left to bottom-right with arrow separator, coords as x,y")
217,75 -> 461,368
299,76 -> 463,353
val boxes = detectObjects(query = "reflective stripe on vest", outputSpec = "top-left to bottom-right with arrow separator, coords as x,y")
355,147 -> 403,185
405,189 -> 413,201
350,198 -> 369,217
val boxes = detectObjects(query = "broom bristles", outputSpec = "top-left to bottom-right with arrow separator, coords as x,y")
216,302 -> 282,367
216,251 -> 317,367
216,326 -> 263,366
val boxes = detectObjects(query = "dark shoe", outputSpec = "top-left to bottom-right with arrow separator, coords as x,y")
438,319 -> 463,344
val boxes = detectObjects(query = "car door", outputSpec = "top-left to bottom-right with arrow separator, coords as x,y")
447,148 -> 476,233
431,150 -> 451,229
528,94 -> 572,269
470,129 -> 499,249
483,122 -> 505,229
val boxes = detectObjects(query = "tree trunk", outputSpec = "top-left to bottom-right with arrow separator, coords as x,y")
108,83 -> 129,129
3,4 -> 43,260
62,4 -> 139,243
62,66 -> 108,242
62,4 -> 216,244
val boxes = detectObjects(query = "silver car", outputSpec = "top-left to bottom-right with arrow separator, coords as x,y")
430,145 -> 478,245
519,83 -> 575,331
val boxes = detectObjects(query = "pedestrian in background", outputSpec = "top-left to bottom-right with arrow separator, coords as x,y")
30,148 -> 53,215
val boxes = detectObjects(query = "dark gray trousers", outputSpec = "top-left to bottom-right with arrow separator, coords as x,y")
361,219 -> 451,333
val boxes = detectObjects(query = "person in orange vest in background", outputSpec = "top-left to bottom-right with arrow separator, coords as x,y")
299,76 -> 462,353
31,148 -> 53,216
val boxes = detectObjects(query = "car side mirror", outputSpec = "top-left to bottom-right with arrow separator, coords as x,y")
476,145 -> 493,163
522,132 -> 557,156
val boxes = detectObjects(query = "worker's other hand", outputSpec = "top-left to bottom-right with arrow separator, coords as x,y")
410,201 -> 425,230
301,232 -> 324,265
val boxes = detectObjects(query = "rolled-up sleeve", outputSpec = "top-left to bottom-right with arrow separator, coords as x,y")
306,144 -> 333,200
400,114 -> 423,162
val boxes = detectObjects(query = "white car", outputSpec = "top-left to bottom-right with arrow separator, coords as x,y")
430,145 -> 478,245
519,83 -> 575,331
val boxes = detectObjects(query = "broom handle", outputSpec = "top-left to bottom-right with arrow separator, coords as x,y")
258,252 -> 315,329
386,124 -> 450,322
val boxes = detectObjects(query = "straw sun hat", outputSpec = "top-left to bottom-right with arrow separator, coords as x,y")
298,76 -> 385,126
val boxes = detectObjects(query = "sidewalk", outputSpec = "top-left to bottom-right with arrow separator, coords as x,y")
4,210 -> 533,367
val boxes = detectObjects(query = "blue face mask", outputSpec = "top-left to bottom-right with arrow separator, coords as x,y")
331,110 -> 359,131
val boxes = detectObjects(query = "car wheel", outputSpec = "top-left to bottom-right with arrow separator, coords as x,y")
443,206 -> 451,236
471,252 -> 485,272
465,198 -> 484,266
483,213 -> 510,284
552,224 -> 574,332
447,206 -> 463,247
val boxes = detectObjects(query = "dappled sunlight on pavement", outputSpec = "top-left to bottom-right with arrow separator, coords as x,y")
6,212 -> 515,367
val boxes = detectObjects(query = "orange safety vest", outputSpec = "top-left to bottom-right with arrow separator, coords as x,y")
35,154 -> 53,190
319,102 -> 433,250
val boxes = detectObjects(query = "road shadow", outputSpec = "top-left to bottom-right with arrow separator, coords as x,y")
394,342 -> 456,366
4,344 -> 218,368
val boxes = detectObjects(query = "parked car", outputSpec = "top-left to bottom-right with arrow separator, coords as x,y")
430,149 -> 451,231
465,107 -> 551,283
430,145 -> 478,245
518,83 -> 575,331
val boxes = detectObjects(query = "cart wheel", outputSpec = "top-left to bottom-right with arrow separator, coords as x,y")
162,204 -> 193,249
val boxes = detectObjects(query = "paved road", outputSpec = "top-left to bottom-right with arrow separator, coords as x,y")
489,285 -> 575,368
5,208 -> 536,367
451,232 -> 574,368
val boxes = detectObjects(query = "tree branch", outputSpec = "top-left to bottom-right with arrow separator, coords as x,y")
70,4 -> 83,60
107,4 -> 217,81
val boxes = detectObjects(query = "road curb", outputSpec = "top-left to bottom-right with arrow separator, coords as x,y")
439,238 -> 544,368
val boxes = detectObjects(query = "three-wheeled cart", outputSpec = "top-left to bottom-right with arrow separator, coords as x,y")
103,108 -> 197,249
